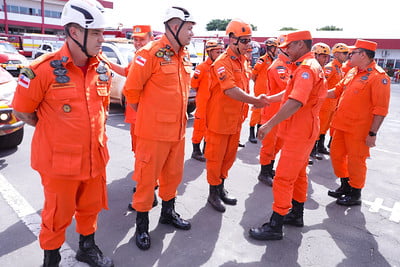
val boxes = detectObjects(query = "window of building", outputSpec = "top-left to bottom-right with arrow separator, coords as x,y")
7,5 -> 19,13
395,60 -> 400,69
19,6 -> 29,15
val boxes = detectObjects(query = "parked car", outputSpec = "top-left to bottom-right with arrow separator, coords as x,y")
101,42 -> 135,109
0,66 -> 24,149
32,42 -> 63,59
0,40 -> 29,77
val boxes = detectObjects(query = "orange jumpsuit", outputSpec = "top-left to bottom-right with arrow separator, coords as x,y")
273,52 -> 327,215
330,62 -> 390,189
12,43 -> 111,250
191,57 -> 212,144
319,58 -> 344,135
249,54 -> 273,126
124,35 -> 192,212
259,54 -> 291,165
205,47 -> 250,185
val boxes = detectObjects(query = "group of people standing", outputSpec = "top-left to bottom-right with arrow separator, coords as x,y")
11,0 -> 391,266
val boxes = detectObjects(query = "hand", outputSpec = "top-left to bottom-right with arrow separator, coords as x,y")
253,94 -> 270,109
257,122 -> 272,140
366,135 -> 376,147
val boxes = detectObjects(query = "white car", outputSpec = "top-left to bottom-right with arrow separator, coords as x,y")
32,42 -> 63,59
101,42 -> 135,109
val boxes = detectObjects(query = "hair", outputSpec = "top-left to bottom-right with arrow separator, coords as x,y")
303,40 -> 312,50
64,23 -> 83,37
165,18 -> 183,28
361,48 -> 375,59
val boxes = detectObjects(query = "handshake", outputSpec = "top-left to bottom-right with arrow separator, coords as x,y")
252,94 -> 270,109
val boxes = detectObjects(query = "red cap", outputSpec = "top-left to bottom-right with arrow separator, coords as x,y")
132,25 -> 152,37
278,31 -> 312,48
349,39 -> 377,52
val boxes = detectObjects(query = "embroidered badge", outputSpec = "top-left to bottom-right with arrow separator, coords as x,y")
301,72 -> 309,79
18,74 -> 30,88
135,55 -> 147,66
217,66 -> 226,80
20,68 -> 36,79
382,78 -> 388,85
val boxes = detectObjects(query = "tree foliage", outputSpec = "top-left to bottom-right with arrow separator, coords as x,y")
316,25 -> 343,31
206,19 -> 257,31
279,27 -> 298,31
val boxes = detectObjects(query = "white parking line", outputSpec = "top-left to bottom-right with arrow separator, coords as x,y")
363,198 -> 400,223
0,173 -> 78,266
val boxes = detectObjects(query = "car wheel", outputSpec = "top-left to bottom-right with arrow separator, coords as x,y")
0,127 -> 24,149
121,94 -> 126,111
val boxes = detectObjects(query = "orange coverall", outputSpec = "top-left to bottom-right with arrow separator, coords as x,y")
330,62 -> 390,189
191,57 -> 212,144
273,52 -> 327,215
12,43 -> 111,250
249,54 -> 273,126
205,47 -> 250,185
124,35 -> 192,211
319,58 -> 344,135
259,53 -> 291,165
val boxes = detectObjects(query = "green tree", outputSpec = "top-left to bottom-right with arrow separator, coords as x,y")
317,25 -> 343,31
279,27 -> 298,31
206,19 -> 231,31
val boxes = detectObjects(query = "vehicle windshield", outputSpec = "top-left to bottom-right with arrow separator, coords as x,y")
0,42 -> 18,53
117,45 -> 135,63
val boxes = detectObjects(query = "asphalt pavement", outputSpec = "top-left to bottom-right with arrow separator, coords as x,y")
0,83 -> 399,267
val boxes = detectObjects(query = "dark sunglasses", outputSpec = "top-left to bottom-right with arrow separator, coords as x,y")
237,38 -> 252,44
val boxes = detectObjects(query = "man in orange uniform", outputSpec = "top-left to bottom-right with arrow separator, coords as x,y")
12,1 -> 114,266
309,42 -> 331,162
205,19 -> 268,213
317,43 -> 349,155
123,6 -> 195,250
327,39 -> 390,206
248,38 -> 278,143
249,31 -> 327,240
257,44 -> 291,186
190,40 -> 224,161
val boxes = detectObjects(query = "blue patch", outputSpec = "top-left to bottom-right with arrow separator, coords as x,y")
382,78 -> 388,85
301,72 -> 309,79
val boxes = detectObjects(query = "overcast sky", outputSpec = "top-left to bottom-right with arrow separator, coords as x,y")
109,0 -> 399,38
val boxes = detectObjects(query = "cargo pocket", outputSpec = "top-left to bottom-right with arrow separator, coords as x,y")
52,144 -> 83,175
134,152 -> 151,183
42,191 -> 57,232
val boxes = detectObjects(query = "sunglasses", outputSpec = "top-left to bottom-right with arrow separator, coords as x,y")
349,51 -> 363,56
237,38 -> 252,44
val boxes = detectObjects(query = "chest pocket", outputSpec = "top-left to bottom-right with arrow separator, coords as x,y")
96,81 -> 110,97
49,83 -> 78,99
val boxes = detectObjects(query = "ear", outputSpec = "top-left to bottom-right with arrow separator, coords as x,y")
69,25 -> 80,39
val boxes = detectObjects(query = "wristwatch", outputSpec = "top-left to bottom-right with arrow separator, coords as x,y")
368,131 -> 377,137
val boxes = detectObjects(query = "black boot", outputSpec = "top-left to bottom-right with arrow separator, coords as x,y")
159,198 -> 191,230
128,187 -> 158,211
327,136 -> 332,148
317,134 -> 330,155
257,163 -> 274,186
191,143 -> 206,162
248,126 -> 257,144
208,185 -> 226,212
283,199 -> 304,227
310,141 -> 323,160
135,211 -> 151,250
76,233 -> 114,267
328,177 -> 350,198
249,212 -> 284,240
218,179 -> 237,205
336,187 -> 362,206
43,248 -> 61,267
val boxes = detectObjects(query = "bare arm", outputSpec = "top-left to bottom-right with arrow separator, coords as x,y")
224,87 -> 268,108
267,90 -> 286,103
13,111 -> 38,127
109,61 -> 127,76
129,103 -> 138,112
257,98 -> 302,140
366,115 -> 385,147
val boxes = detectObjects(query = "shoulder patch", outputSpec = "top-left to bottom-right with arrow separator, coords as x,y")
301,72 -> 310,79
135,55 -> 147,67
18,74 -> 31,88
382,78 -> 388,85
20,67 -> 36,79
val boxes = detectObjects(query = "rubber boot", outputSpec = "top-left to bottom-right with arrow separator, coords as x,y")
128,187 -> 158,211
257,163 -> 274,186
328,177 -> 350,198
256,124 -> 262,137
191,143 -> 206,162
310,141 -> 323,160
218,179 -> 237,205
43,248 -> 61,267
249,212 -> 284,240
336,187 -> 362,206
159,198 -> 191,230
202,142 -> 206,154
135,211 -> 151,250
207,185 -> 225,212
75,233 -> 114,267
248,126 -> 257,144
283,199 -> 304,227
317,134 -> 330,155
327,136 -> 332,148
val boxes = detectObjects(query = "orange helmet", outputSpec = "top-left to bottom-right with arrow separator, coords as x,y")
205,39 -> 224,51
277,35 -> 286,47
225,19 -> 252,37
311,42 -> 331,55
265,37 -> 278,47
332,43 -> 349,53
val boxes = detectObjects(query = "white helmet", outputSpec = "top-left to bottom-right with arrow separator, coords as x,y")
61,0 -> 107,29
163,6 -> 196,24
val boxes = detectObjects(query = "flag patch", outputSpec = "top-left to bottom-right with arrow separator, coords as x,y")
217,66 -> 225,75
135,56 -> 147,66
18,74 -> 30,88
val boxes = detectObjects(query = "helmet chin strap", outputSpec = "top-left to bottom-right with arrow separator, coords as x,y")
68,28 -> 92,58
166,21 -> 185,48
